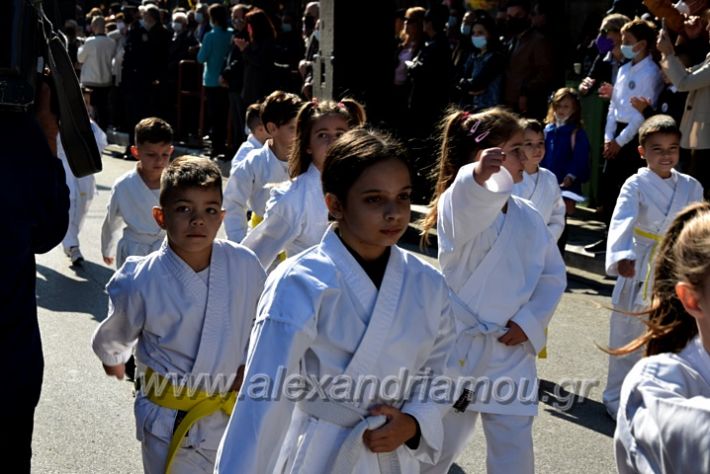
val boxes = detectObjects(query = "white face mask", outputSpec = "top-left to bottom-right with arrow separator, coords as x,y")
172,21 -> 183,33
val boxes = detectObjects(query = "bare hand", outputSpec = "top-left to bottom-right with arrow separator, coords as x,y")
103,256 -> 114,265
656,29 -> 675,56
598,82 -> 613,100
498,321 -> 529,345
603,140 -> 621,160
630,96 -> 651,113
103,363 -> 126,380
363,405 -> 417,453
473,148 -> 506,185
684,15 -> 704,39
234,37 -> 249,51
617,259 -> 636,278
579,77 -> 595,95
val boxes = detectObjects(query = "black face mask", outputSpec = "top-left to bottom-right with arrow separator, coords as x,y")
507,17 -> 530,35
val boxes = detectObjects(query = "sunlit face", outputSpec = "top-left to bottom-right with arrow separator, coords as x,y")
307,114 -> 349,170
154,186 -> 224,270
554,96 -> 576,123
132,141 -> 173,183
268,117 -> 298,160
521,129 -> 545,173
495,130 -> 527,183
622,31 -> 646,56
639,132 -> 680,179
326,159 -> 412,261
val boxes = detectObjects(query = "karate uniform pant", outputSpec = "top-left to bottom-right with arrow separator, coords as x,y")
62,195 -> 92,250
603,310 -> 645,419
142,431 -> 217,474
421,409 -> 534,474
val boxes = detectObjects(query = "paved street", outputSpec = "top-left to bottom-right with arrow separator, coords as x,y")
32,152 -> 617,473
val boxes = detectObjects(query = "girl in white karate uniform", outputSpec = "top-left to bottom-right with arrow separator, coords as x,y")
215,128 -> 455,473
242,98 -> 366,270
613,201 -> 710,473
420,108 -> 567,474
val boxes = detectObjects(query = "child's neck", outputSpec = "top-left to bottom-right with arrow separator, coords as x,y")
269,139 -> 289,162
136,163 -> 161,189
632,52 -> 647,65
525,165 -> 539,175
168,239 -> 212,272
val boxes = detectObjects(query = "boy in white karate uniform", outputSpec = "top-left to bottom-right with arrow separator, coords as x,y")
223,90 -> 303,242
92,157 -> 266,474
229,102 -> 269,175
59,118 -> 108,265
101,117 -> 173,268
603,115 -> 703,419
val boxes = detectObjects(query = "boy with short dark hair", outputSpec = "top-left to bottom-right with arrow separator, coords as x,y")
223,90 -> 303,242
101,117 -> 173,267
92,156 -> 266,474
229,102 -> 270,175
603,114 -> 704,419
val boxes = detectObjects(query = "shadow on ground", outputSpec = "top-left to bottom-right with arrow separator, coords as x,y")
538,378 -> 615,438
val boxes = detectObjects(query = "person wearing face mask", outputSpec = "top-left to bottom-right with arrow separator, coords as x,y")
222,4 -> 252,148
451,10 -> 476,82
194,2 -> 212,43
144,5 -> 172,120
600,18 -> 663,233
579,13 -> 630,97
458,11 -> 505,112
166,11 -> 199,125
275,11 -> 306,92
502,0 -> 555,119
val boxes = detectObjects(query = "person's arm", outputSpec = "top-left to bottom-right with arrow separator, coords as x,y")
223,159 -> 254,242
663,53 -> 710,92
77,39 -> 89,64
568,129 -> 591,183
196,32 -> 211,64
604,87 -> 619,143
101,186 -> 123,262
605,179 -> 640,276
548,192 -> 566,242
241,192 -> 300,270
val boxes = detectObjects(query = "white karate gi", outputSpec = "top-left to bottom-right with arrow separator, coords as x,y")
59,120 -> 108,250
425,163 -> 566,474
215,227 -> 456,474
615,336 -> 710,474
603,168 -> 703,418
223,142 -> 290,243
229,134 -> 263,175
512,167 -> 566,241
241,164 -> 329,270
100,168 -> 165,267
92,239 -> 266,474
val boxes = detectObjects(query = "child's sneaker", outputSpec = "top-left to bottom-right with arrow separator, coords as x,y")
65,246 -> 84,265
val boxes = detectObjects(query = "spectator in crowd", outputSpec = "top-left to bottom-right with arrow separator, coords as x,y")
78,15 -> 116,130
166,11 -> 198,126
197,3 -> 234,159
222,4 -> 251,149
121,6 -> 152,155
108,10 -> 129,132
502,0 -> 555,119
302,1 -> 319,39
579,13 -> 630,97
391,6 -> 425,135
144,5 -> 171,121
299,3 -> 321,99
236,8 -> 278,109
452,10 -> 476,82
64,19 -> 83,76
275,10 -> 306,93
607,0 -> 647,18
457,11 -> 505,112
194,3 -> 212,43
658,17 -> 710,198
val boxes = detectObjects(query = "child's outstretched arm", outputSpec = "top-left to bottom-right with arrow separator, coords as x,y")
606,179 -> 641,277
223,157 -> 256,243
100,188 -> 123,265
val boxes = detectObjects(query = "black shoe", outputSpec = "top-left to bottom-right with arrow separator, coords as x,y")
584,239 -> 607,253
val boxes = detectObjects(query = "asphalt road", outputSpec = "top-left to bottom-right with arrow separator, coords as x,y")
31,152 -> 618,473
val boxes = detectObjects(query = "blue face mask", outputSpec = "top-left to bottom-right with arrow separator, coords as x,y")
472,35 -> 487,49
620,44 -> 639,59
282,22 -> 292,33
460,24 -> 471,36
139,19 -> 145,29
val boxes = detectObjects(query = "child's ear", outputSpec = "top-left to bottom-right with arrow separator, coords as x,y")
325,192 -> 344,220
265,122 -> 278,136
152,206 -> 166,229
130,145 -> 139,159
638,145 -> 646,160
676,282 -> 704,320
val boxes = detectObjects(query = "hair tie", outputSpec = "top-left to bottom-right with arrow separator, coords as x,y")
467,119 -> 490,143
461,111 -> 470,119
337,101 -> 346,110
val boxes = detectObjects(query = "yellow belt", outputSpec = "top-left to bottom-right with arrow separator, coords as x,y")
144,368 -> 236,474
633,227 -> 662,301
249,213 -> 286,262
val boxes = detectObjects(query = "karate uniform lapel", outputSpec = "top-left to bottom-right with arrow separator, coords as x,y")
660,170 -> 692,230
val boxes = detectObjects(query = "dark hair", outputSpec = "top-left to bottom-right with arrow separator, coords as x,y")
520,118 -> 544,135
505,0 -> 532,13
420,107 -> 522,243
610,202 -> 710,357
322,128 -> 410,204
289,98 -> 366,178
246,8 -> 276,44
159,155 -> 223,207
260,90 -> 303,128
424,5 -> 449,33
545,87 -> 582,126
208,4 -> 229,29
245,103 -> 263,131
135,117 -> 173,145
638,114 -> 681,147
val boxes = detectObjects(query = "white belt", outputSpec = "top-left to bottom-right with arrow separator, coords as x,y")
297,399 -> 401,474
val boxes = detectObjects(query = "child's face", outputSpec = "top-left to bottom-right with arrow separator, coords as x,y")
307,114 -> 349,170
326,159 -> 411,261
153,186 -> 224,267
554,96 -> 575,123
132,142 -> 173,180
497,130 -> 527,184
521,129 -> 545,173
622,31 -> 646,57
269,118 -> 298,153
639,132 -> 679,179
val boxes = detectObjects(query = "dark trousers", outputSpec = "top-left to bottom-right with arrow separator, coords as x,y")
0,407 -> 35,473
204,86 -> 229,157
228,90 -> 246,151
88,85 -> 111,132
599,124 -> 644,225
686,148 -> 710,200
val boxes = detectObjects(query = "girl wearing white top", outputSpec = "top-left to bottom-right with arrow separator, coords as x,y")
613,201 -> 710,473
242,98 -> 366,270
